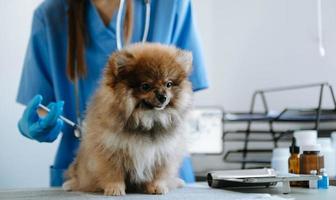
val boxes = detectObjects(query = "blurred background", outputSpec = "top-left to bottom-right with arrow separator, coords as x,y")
1,0 -> 336,188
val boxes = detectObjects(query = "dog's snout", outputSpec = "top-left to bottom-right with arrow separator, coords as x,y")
156,93 -> 167,104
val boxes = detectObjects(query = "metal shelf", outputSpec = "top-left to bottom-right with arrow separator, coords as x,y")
223,149 -> 272,164
224,108 -> 336,123
222,82 -> 336,169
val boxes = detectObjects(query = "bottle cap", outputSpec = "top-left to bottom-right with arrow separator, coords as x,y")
294,130 -> 317,146
302,144 -> 321,152
332,132 -> 336,144
317,138 -> 332,147
289,137 -> 300,154
272,148 -> 290,157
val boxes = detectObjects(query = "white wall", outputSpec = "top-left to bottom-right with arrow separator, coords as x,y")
0,0 -> 59,188
193,0 -> 336,110
1,0 -> 336,188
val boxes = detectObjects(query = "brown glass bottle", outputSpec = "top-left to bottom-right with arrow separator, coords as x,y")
299,144 -> 324,188
288,138 -> 300,186
300,151 -> 324,174
288,138 -> 300,174
289,153 -> 300,173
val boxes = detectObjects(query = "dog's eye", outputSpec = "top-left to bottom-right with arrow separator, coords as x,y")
141,83 -> 151,91
166,81 -> 173,88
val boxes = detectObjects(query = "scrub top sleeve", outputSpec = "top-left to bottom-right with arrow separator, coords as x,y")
17,9 -> 55,106
172,0 -> 209,92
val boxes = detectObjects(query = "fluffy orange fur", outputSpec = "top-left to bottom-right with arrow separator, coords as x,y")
63,43 -> 193,196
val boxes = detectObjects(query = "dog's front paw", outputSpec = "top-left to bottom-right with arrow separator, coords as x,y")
145,182 -> 169,195
170,177 -> 185,189
62,179 -> 78,191
104,182 -> 126,196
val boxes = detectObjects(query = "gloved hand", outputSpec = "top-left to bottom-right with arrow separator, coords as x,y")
18,95 -> 64,142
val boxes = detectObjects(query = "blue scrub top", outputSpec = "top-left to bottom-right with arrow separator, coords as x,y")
17,0 -> 208,186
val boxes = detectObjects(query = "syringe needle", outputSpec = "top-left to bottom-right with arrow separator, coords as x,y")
38,104 -> 82,138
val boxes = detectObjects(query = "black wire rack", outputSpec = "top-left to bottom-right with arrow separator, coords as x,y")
222,82 -> 336,169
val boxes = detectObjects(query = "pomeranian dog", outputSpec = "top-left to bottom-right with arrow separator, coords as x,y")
63,43 -> 193,196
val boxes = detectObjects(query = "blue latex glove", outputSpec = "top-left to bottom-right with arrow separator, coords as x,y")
18,95 -> 64,143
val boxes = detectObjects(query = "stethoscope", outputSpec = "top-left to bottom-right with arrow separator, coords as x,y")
39,0 -> 151,139
117,0 -> 151,50
75,0 -> 151,138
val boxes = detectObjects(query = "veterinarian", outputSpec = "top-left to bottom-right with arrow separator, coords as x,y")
17,0 -> 208,187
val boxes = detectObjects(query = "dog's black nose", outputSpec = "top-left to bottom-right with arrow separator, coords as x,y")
156,93 -> 167,104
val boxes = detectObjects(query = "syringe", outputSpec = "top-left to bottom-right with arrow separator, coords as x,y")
38,104 -> 82,138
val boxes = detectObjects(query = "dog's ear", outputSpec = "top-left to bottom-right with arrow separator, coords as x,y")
108,50 -> 135,78
176,50 -> 193,74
